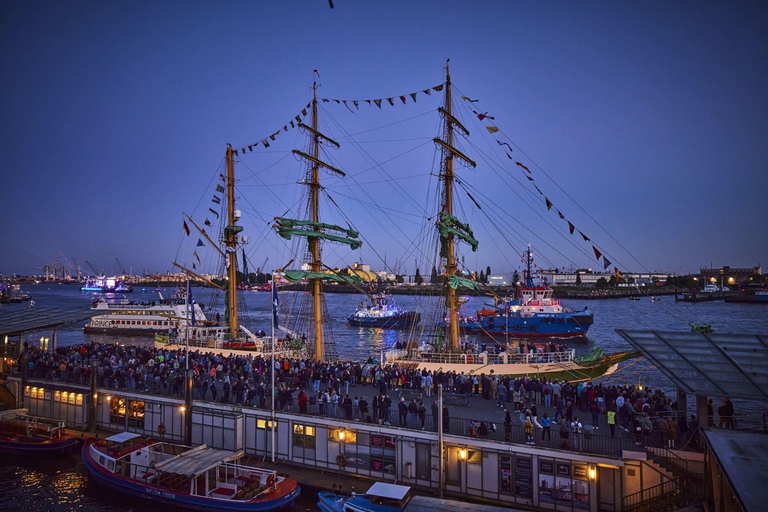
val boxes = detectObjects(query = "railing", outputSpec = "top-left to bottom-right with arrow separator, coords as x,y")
386,349 -> 575,365
622,474 -> 703,512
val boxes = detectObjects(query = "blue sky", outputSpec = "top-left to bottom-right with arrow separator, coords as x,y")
1,1 -> 766,278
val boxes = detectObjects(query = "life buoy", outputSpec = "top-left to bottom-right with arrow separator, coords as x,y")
488,317 -> 495,326
336,453 -> 347,466
157,424 -> 166,436
267,474 -> 277,487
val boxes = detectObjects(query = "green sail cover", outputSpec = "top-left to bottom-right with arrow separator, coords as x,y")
448,275 -> 480,291
283,270 -> 363,286
438,214 -> 478,257
574,346 -> 605,363
275,218 -> 362,250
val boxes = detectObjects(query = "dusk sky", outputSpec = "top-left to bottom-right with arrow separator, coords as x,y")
1,2 -> 766,279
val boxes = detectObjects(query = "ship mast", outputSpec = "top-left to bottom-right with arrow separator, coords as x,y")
310,78 -> 322,361
226,146 -> 239,338
443,63 -> 459,350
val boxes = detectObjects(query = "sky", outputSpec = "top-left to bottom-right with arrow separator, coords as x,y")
1,1 -> 767,279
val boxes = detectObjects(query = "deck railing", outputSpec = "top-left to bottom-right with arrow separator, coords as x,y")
385,349 -> 575,366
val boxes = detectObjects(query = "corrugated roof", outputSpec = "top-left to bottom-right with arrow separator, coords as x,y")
0,306 -> 98,337
615,330 -> 768,400
154,445 -> 244,477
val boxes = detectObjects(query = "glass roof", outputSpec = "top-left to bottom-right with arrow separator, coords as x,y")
615,330 -> 768,400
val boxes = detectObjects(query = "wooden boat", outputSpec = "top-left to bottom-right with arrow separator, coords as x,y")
82,432 -> 300,511
0,408 -> 78,455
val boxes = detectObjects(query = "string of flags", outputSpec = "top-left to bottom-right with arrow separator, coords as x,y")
462,94 -> 622,279
231,83 -> 446,156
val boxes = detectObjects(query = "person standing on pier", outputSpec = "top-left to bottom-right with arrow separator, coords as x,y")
442,403 -> 450,433
431,401 -> 439,432
418,402 -> 426,430
409,399 -> 419,428
607,406 -> 616,437
571,417 -> 583,450
504,410 -> 513,441
398,397 -> 408,426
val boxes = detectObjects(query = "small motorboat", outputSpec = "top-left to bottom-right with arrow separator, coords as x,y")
0,409 -> 78,455
82,432 -> 300,511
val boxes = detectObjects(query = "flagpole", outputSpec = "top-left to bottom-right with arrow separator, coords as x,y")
270,275 -> 276,464
185,274 -> 190,372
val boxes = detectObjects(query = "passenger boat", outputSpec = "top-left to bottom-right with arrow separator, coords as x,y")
348,292 -> 420,328
81,276 -> 133,293
454,247 -> 593,339
0,409 -> 79,455
85,289 -> 207,336
318,482 -> 522,512
82,432 -> 300,511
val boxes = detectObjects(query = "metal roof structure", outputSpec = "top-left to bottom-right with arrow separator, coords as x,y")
0,306 -> 97,337
615,330 -> 768,401
702,428 -> 768,512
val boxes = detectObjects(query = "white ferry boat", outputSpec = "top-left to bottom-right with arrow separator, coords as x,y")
84,291 -> 207,336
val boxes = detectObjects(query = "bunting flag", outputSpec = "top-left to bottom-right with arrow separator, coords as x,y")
409,92 -> 417,102
208,208 -> 219,219
603,256 -> 611,270
374,99 -> 382,108
580,231 -> 590,242
192,262 -> 196,269
423,88 -> 432,95
615,267 -> 623,282
302,108 -> 307,116
290,121 -> 295,128
497,140 -> 513,152
486,126 -> 499,134
506,152 -> 514,160
353,100 -> 359,109
593,246 -> 602,261
183,221 -> 190,236
295,115 -> 301,123
234,149 -> 238,156
194,250 -> 201,264
212,195 -> 221,204
557,209 -> 564,219
215,184 -> 225,193
249,145 -> 254,151
225,246 -> 237,254
568,221 -> 575,234
386,98 -> 394,106
400,95 -> 406,104
433,84 -> 444,91
545,198 -> 553,210
197,239 -> 205,247
262,139 -> 269,148
343,100 -> 354,113
461,96 -> 479,102
201,228 -> 207,236
516,161 -> 530,173
472,109 -> 495,120
525,175 -> 534,181
204,218 -> 211,227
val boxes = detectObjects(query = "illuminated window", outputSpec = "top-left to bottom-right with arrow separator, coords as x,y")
293,423 -> 315,449
328,428 -> 356,443
258,419 -> 275,429
467,450 -> 482,464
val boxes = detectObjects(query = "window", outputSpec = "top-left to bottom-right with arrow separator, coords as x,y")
257,419 -> 275,429
328,428 -> 356,444
128,400 -> 145,428
466,450 -> 481,464
110,398 -> 127,424
293,424 -> 315,449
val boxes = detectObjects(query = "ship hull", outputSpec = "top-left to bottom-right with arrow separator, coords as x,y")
457,313 -> 593,338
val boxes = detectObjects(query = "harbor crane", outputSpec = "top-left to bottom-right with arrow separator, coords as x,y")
84,259 -> 101,277
116,258 -> 127,276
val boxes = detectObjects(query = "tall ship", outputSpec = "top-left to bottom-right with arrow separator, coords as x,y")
381,62 -> 634,378
455,246 -> 593,338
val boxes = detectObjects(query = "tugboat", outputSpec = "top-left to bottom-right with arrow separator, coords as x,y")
348,292 -> 420,328
456,246 -> 593,338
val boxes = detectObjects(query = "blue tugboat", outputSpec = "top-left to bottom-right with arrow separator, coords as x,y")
347,292 -> 420,328
456,246 -> 593,338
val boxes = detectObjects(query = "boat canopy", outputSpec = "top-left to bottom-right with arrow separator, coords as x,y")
153,444 -> 244,478
106,432 -> 142,444
366,482 -> 411,500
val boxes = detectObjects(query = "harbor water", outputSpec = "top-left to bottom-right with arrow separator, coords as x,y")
1,283 -> 766,510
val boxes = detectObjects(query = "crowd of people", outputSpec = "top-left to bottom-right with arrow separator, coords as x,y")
14,341 -> 733,450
